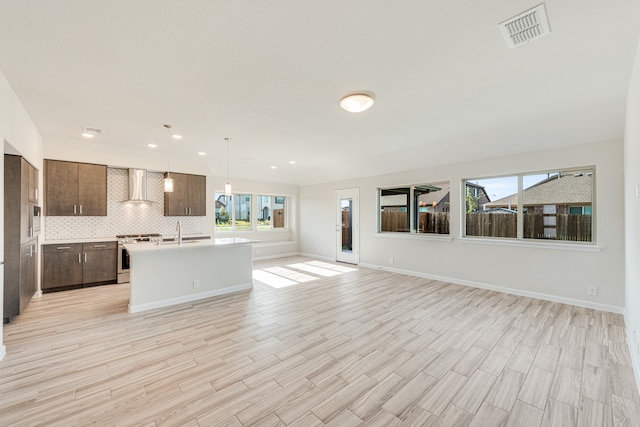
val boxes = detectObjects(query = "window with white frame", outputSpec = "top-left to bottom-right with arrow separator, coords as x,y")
379,183 -> 450,235
216,193 -> 288,232
257,195 -> 286,230
464,168 -> 594,242
215,193 -> 252,231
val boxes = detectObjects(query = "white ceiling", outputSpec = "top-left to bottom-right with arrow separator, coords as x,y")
0,1 -> 639,186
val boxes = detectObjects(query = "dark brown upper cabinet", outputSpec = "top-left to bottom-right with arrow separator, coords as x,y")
44,160 -> 107,216
164,172 -> 206,216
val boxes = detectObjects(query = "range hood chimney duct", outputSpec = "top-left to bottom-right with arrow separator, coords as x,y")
125,168 -> 152,202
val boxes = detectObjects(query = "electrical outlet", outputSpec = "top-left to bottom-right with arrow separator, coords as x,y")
389,258 -> 394,265
587,286 -> 598,296
193,280 -> 200,289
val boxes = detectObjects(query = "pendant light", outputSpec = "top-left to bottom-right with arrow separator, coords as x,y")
224,137 -> 232,196
163,124 -> 174,192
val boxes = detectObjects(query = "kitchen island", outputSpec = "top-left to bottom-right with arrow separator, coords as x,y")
124,237 -> 258,313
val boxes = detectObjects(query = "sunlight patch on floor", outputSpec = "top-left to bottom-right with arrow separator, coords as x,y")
287,263 -> 341,277
307,261 -> 358,273
253,261 -> 358,288
252,270 -> 298,288
264,267 -> 318,283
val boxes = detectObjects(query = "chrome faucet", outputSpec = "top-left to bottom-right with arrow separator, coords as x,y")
176,221 -> 182,246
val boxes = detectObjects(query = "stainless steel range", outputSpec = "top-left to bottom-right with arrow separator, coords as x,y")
116,234 -> 162,283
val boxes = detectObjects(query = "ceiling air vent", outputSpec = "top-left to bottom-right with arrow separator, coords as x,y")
498,3 -> 551,48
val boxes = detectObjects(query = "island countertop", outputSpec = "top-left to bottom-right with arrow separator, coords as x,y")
123,237 -> 259,254
126,237 -> 257,313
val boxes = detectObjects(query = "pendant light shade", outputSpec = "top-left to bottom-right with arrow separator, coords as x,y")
163,124 -> 174,193
164,177 -> 174,192
224,137 -> 232,196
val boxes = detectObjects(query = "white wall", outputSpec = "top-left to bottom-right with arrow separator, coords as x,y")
300,139 -> 625,312
0,70 -> 44,360
624,35 -> 640,388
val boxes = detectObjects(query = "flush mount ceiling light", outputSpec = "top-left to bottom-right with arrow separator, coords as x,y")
81,127 -> 101,138
340,92 -> 375,113
171,133 -> 183,140
197,152 -> 206,156
147,143 -> 158,148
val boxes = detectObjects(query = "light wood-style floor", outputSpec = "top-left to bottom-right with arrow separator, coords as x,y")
1,256 -> 639,426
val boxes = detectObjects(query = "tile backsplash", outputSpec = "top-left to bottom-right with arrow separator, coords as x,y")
45,168 -> 204,240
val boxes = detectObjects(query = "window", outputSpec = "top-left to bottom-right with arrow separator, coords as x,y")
465,176 -> 517,238
215,193 -> 288,232
257,195 -> 286,230
234,194 -> 251,230
522,170 -> 593,242
379,183 -> 450,235
215,193 -> 252,231
464,168 -> 594,243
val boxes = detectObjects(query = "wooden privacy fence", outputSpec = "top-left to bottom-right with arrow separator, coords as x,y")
466,213 -> 516,238
380,211 -> 450,234
466,213 -> 592,241
273,209 -> 285,228
523,213 -> 592,241
341,211 -> 352,249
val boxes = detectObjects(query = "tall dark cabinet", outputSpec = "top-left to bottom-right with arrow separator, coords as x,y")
4,154 -> 39,323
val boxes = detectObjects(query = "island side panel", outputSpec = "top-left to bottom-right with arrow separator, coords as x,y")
128,244 -> 253,312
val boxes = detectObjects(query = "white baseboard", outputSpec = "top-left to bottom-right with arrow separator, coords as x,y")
128,283 -> 253,313
254,252 -> 299,261
359,263 -> 624,314
298,252 -> 335,262
0,345 -> 6,361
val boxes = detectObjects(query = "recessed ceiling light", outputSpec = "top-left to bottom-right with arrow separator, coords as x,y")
340,92 -> 375,113
147,143 -> 158,148
289,161 -> 296,165
271,166 -> 277,169
81,127 -> 101,138
198,152 -> 206,156
171,134 -> 183,140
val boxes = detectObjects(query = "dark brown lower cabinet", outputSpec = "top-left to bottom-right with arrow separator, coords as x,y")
20,241 -> 37,313
42,244 -> 83,290
83,242 -> 118,284
42,241 -> 117,291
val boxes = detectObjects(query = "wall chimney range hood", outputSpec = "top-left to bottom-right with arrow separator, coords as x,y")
124,168 -> 153,202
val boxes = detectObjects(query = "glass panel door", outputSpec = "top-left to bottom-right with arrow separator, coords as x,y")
336,189 -> 359,264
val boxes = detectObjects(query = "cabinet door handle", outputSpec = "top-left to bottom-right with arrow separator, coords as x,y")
74,205 -> 77,214
30,227 -> 33,238
80,205 -> 83,215
33,244 -> 38,255
189,207 -> 192,215
57,246 -> 71,250
93,244 -> 106,248
185,207 -> 188,215
84,253 -> 87,263
78,254 -> 81,263
29,245 -> 33,257
35,188 -> 38,200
